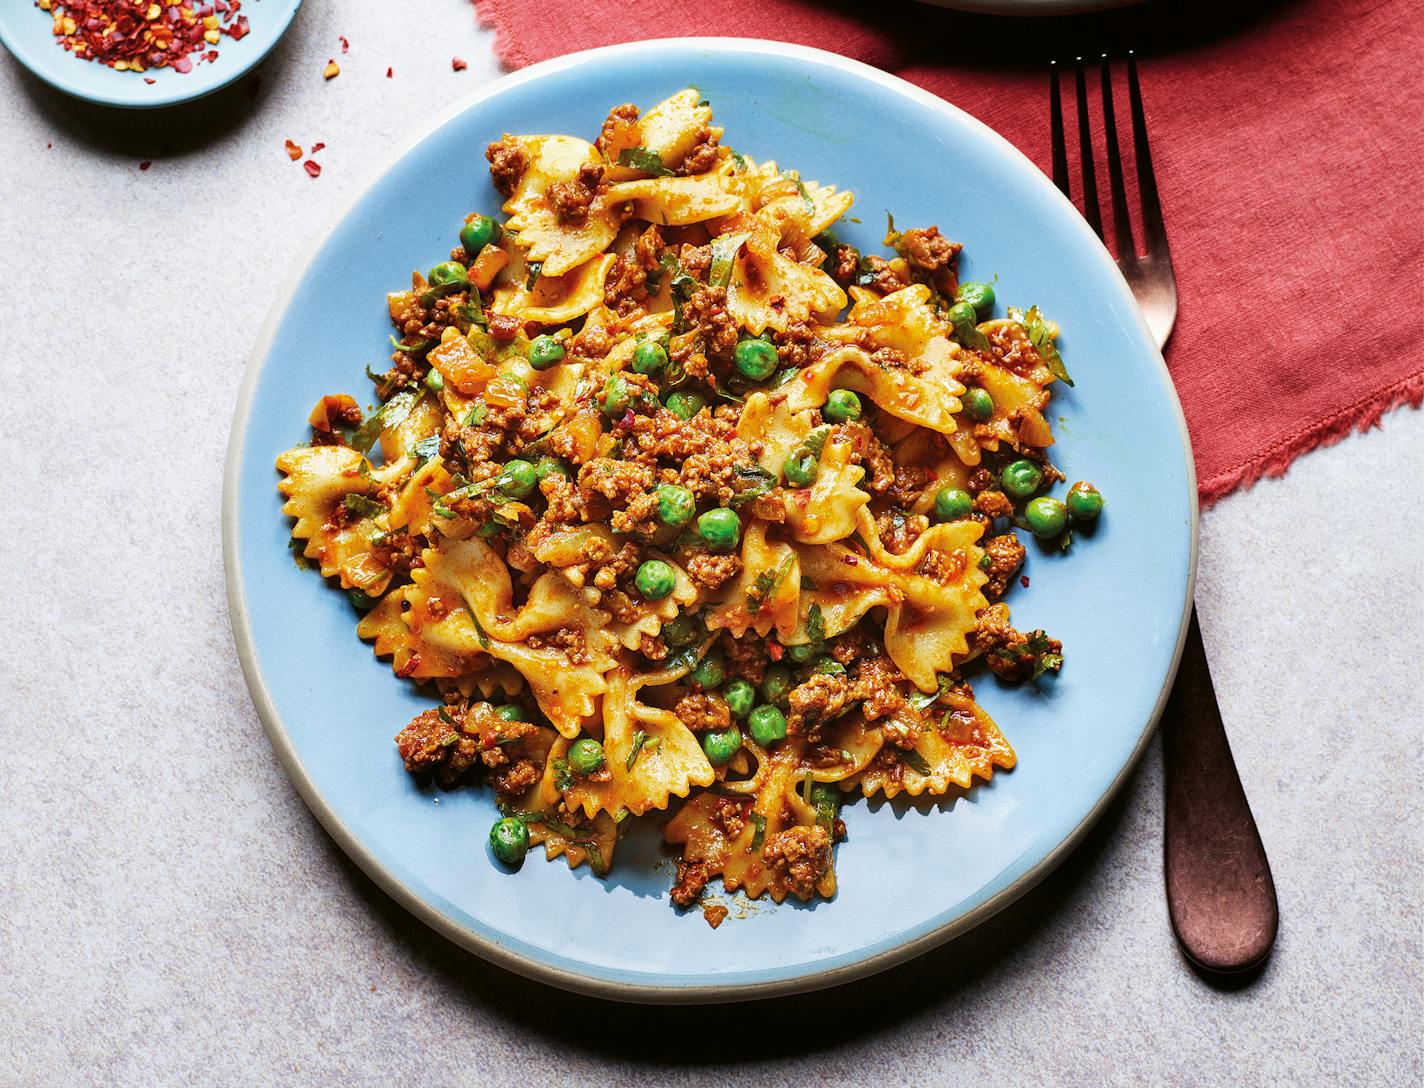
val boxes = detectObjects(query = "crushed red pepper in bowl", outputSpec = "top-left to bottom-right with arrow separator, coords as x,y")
36,0 -> 251,74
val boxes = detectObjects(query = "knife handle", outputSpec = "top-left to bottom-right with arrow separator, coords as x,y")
1162,607 -> 1279,974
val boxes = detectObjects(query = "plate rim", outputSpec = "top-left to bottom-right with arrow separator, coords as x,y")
222,36 -> 1199,1004
0,0 -> 303,110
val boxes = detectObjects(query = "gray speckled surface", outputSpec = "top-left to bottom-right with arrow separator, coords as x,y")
2,5 -> 1421,1085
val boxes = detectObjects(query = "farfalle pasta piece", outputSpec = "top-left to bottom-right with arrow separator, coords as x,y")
604,89 -> 720,181
703,521 -> 801,639
785,344 -> 964,435
664,739 -> 837,903
562,668 -> 715,820
500,135 -> 626,275
853,693 -> 1016,799
742,159 -> 855,242
491,253 -> 616,325
509,736 -> 619,874
725,227 -> 848,334
276,444 -> 393,595
607,168 -> 744,226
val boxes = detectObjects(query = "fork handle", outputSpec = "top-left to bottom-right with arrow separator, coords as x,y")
1162,607 -> 1279,973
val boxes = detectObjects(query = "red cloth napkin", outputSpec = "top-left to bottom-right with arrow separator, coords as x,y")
473,0 -> 1422,502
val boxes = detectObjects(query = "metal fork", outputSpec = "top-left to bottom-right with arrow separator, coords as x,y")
1050,55 -> 1278,975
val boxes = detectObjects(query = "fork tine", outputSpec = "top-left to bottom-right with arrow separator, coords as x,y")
1127,52 -> 1171,259
1099,55 -> 1136,262
1049,61 -> 1070,198
1072,58 -> 1103,240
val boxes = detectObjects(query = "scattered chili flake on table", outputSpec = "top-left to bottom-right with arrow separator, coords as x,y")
323,59 -> 340,80
284,139 -> 302,161
385,66 -> 393,78
35,0 -> 250,74
139,160 -> 151,170
451,56 -> 467,71
1020,575 -> 1031,588
303,160 -> 321,179
338,35 -> 349,53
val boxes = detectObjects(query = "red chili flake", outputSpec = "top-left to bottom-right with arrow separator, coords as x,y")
43,0 -> 251,74
303,160 -> 322,179
139,160 -> 152,171
339,35 -> 349,53
766,641 -> 784,662
143,77 -> 155,84
451,56 -> 467,72
310,142 -> 325,154
385,66 -> 393,78
284,139 -> 302,161
1020,575 -> 1030,588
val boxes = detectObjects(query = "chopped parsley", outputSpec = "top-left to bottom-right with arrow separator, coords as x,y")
617,146 -> 675,177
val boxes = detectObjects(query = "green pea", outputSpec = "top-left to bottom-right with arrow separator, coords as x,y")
747,705 -> 788,747
1066,481 -> 1104,521
1001,459 -> 1044,499
662,612 -> 703,649
688,651 -> 726,691
787,642 -> 820,665
761,664 -> 793,708
823,388 -> 862,424
934,487 -> 974,522
663,390 -> 707,420
427,261 -> 469,289
655,483 -> 695,529
533,456 -> 570,483
734,337 -> 778,380
568,737 -> 605,775
783,449 -> 819,488
812,656 -> 846,676
696,508 -> 742,553
1025,495 -> 1069,538
635,559 -> 676,601
424,368 -> 445,393
946,300 -> 978,328
460,215 -> 500,255
723,679 -> 756,719
494,704 -> 530,723
489,817 -> 529,866
496,459 -> 538,500
956,281 -> 996,317
631,340 -> 668,375
527,335 -> 565,370
601,374 -> 632,417
963,386 -> 994,422
701,726 -> 743,766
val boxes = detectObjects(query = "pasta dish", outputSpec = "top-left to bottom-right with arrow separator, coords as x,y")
276,91 -> 1102,916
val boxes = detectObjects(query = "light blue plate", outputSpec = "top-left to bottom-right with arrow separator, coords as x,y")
224,39 -> 1196,1003
0,0 -> 301,108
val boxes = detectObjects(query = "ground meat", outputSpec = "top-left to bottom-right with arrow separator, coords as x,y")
674,692 -> 732,733
588,541 -> 642,592
568,324 -> 612,361
603,254 -> 648,312
980,533 -> 1026,600
525,627 -> 591,666
762,825 -> 832,898
860,255 -> 910,296
829,243 -> 860,288
486,134 -> 528,197
916,547 -> 966,584
685,550 -> 742,590
670,860 -> 710,908
595,102 -> 639,159
974,489 -> 1015,520
679,243 -> 712,280
787,673 -> 851,740
985,322 -> 1046,375
774,320 -> 827,369
898,225 -> 961,297
711,797 -> 750,839
487,758 -> 539,801
579,458 -> 656,526
847,654 -> 910,723
682,286 -> 739,358
974,602 -> 1062,684
395,708 -> 481,786
724,635 -> 769,684
874,510 -> 927,555
967,467 -> 996,494
487,313 -> 520,341
846,423 -> 896,494
547,161 -> 604,226
677,125 -> 722,175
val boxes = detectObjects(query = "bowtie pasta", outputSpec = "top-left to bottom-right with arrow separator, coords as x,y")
277,90 -> 1103,919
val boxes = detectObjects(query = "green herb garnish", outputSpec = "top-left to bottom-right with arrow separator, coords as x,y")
806,603 -> 826,644
349,390 -> 421,454
726,464 -> 778,507
343,493 -> 387,520
1013,305 -> 1074,387
901,747 -> 932,776
747,813 -> 767,854
747,554 -> 795,614
709,231 -> 751,288
626,729 -> 650,772
617,146 -> 675,177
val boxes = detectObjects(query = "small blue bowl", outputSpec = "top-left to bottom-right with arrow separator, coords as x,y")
225,38 -> 1197,1002
0,0 -> 302,108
